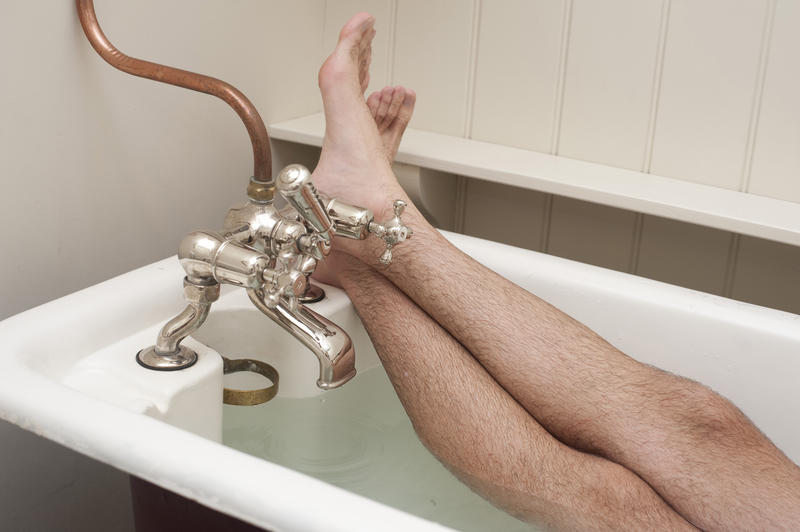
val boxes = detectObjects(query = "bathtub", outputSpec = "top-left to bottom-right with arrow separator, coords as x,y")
0,230 -> 797,531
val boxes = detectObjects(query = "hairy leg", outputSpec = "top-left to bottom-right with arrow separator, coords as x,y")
365,223 -> 800,531
312,34 -> 689,527
325,253 -> 693,530
313,13 -> 800,531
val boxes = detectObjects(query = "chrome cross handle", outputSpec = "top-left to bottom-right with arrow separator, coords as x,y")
368,200 -> 413,265
324,197 -> 414,265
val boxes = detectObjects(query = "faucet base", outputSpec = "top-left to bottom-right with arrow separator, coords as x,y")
136,345 -> 198,371
297,283 -> 326,304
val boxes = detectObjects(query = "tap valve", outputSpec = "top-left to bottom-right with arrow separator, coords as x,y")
368,200 -> 413,265
325,198 -> 413,265
178,231 -> 306,299
276,164 -> 334,246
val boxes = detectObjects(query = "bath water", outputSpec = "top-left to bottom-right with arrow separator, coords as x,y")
223,366 -> 534,531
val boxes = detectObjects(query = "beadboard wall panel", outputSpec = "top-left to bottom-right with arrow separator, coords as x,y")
635,216 -> 733,295
731,237 -> 800,314
748,0 -> 800,203
322,0 -> 392,95
391,0 -> 475,135
649,0 -> 769,188
470,0 -> 565,151
558,0 -> 664,170
547,197 -> 638,272
325,0 -> 798,203
462,178 -> 547,250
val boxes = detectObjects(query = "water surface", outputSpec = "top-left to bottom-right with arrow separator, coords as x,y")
223,367 -> 533,531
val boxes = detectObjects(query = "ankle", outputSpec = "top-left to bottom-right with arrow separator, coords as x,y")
348,203 -> 435,269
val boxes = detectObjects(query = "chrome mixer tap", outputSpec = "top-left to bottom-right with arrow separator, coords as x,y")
136,164 -> 412,390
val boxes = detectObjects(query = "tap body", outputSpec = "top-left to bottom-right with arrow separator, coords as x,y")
247,288 -> 355,389
137,165 -> 412,390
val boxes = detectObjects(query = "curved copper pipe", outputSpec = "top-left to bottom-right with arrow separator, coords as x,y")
76,0 -> 273,186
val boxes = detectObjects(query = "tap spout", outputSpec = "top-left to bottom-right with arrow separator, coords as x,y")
246,289 -> 356,389
75,0 -> 273,191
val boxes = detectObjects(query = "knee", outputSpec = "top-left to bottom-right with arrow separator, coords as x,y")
679,385 -> 755,443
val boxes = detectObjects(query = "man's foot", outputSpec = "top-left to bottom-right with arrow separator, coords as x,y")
367,86 -> 416,161
313,13 -> 409,223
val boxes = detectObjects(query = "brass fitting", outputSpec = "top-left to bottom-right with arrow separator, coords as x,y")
183,278 -> 221,305
247,178 -> 276,203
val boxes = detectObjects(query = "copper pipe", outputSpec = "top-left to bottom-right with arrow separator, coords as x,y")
76,0 -> 273,188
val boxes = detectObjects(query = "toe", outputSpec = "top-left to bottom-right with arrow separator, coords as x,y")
338,12 -> 375,45
375,87 -> 394,131
385,88 -> 415,152
367,91 -> 381,118
318,15 -> 375,94
359,44 -> 373,93
382,86 -> 406,129
397,88 -> 416,125
361,70 -> 371,94
358,28 -> 376,55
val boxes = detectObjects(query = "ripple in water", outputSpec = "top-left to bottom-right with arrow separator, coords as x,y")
223,367 -> 535,531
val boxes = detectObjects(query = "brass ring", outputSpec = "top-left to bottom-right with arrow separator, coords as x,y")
222,357 -> 279,406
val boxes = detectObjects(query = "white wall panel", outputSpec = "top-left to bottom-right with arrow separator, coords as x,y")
392,0 -> 475,135
650,0 -> 769,188
463,179 -> 547,250
636,216 -> 732,295
558,0 -> 664,170
748,0 -> 800,204
547,197 -> 637,272
322,0 -> 393,95
0,0 -> 325,320
731,237 -> 800,314
470,0 -> 565,151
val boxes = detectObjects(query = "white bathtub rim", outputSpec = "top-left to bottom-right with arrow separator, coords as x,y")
442,230 -> 800,339
0,360 -> 454,532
